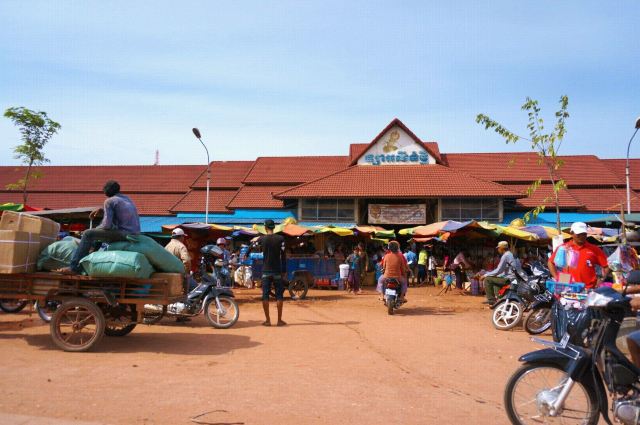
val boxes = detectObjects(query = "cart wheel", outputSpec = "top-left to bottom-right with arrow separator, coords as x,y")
50,298 -> 105,352
288,279 -> 308,300
104,304 -> 137,337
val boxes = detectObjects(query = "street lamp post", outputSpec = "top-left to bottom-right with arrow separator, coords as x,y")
625,117 -> 640,215
192,128 -> 210,224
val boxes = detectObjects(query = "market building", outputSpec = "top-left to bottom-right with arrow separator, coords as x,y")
1,118 -> 639,231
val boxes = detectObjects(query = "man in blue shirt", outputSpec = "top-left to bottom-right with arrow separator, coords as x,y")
404,247 -> 417,285
61,180 -> 140,274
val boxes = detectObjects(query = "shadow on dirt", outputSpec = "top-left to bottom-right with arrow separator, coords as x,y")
0,330 -> 261,355
394,307 -> 455,316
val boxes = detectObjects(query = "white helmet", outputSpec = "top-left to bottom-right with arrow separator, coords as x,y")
171,228 -> 185,238
216,237 -> 227,245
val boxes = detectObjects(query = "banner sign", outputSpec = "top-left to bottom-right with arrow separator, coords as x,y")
368,204 -> 426,225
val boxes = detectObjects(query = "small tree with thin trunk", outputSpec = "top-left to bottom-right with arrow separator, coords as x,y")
4,107 -> 61,204
476,96 -> 569,232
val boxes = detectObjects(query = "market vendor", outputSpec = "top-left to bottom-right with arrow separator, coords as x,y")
60,180 -> 140,274
548,221 -> 609,290
165,228 -> 191,274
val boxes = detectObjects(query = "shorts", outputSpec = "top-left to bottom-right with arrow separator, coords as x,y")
262,272 -> 285,301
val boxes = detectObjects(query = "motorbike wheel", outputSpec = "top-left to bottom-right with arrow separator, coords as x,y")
35,300 -> 61,323
524,307 -> 552,335
492,300 -> 523,331
387,297 -> 395,315
0,299 -> 28,313
142,304 -> 166,324
204,296 -> 239,329
288,279 -> 308,300
504,363 -> 599,425
104,304 -> 137,337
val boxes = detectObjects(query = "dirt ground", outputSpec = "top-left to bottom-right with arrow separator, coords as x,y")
0,286 -> 545,425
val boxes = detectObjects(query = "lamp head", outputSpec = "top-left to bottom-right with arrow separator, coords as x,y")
192,128 -> 202,139
635,117 -> 640,130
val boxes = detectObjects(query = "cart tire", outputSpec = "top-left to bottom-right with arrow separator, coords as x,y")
204,296 -> 239,329
105,304 -> 137,337
50,298 -> 105,352
288,279 -> 308,300
0,299 -> 28,313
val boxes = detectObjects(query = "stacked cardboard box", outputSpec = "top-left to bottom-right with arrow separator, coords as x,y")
0,211 -> 60,274
0,230 -> 41,273
0,211 -> 60,251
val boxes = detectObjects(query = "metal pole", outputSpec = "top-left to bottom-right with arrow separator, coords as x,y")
194,134 -> 211,224
205,163 -> 210,224
626,128 -> 639,215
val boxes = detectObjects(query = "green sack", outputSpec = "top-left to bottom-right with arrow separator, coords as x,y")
107,234 -> 184,273
37,236 -> 81,271
79,251 -> 154,279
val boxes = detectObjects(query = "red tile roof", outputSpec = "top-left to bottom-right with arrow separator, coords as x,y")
570,187 -> 640,212
191,161 -> 254,189
227,185 -> 292,209
349,118 -> 443,165
349,144 -> 368,162
171,189 -> 238,213
0,165 -> 203,193
242,156 -> 350,184
602,159 -> 640,191
276,165 -> 522,199
443,153 -> 623,186
506,184 -> 583,209
0,192 -> 184,215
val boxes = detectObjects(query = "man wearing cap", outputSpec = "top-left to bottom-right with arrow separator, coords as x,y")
549,222 -> 609,290
165,228 -> 191,274
259,219 -> 287,326
480,241 -> 518,304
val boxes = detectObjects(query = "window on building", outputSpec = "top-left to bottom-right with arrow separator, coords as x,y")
440,198 -> 500,222
300,199 -> 355,221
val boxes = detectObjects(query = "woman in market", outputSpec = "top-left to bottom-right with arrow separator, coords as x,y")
345,245 -> 365,294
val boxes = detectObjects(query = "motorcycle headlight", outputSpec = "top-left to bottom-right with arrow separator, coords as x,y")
586,291 -> 613,307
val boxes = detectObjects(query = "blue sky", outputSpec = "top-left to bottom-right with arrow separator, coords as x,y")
0,1 -> 639,166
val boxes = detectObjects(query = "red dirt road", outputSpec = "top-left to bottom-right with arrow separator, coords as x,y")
0,287 -> 542,425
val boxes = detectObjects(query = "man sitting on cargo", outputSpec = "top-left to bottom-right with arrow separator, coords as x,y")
59,180 -> 140,274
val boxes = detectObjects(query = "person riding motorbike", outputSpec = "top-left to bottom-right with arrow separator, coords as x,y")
378,241 -> 409,302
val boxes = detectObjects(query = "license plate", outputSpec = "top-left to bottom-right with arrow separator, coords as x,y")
385,289 -> 397,296
560,332 -> 570,348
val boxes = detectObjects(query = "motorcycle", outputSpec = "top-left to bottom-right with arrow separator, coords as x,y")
143,244 -> 239,329
491,264 -> 549,331
0,299 -> 60,323
503,272 -> 640,425
383,278 -> 405,315
523,290 -> 555,335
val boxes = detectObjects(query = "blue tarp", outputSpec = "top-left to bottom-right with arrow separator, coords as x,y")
502,212 -> 612,227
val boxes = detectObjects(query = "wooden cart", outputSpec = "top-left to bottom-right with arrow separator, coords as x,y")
0,272 -> 183,352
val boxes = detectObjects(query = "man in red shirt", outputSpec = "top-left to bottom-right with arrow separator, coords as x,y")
548,222 -> 609,290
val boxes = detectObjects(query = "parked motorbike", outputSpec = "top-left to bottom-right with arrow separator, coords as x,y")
491,264 -> 549,331
143,244 -> 239,329
383,277 -> 405,315
503,273 -> 640,425
0,299 -> 28,313
0,299 -> 60,323
523,290 -> 555,335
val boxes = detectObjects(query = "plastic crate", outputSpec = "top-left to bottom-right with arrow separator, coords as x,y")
546,281 -> 585,294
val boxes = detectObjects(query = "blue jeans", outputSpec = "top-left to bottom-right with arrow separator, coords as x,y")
70,228 -> 128,272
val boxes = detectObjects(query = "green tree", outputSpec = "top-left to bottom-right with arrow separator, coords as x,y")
476,96 -> 569,231
4,107 -> 61,204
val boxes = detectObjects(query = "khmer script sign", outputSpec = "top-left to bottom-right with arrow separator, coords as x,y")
368,204 -> 426,225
